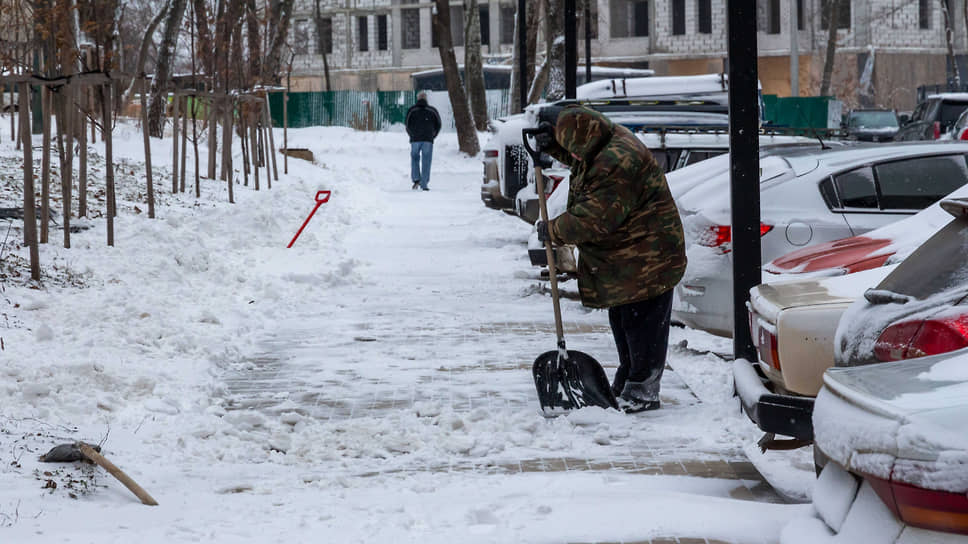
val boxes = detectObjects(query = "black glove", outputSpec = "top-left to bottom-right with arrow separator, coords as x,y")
534,122 -> 556,153
536,220 -> 552,243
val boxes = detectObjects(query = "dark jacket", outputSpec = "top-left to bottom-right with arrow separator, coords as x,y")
546,105 -> 686,309
405,99 -> 442,143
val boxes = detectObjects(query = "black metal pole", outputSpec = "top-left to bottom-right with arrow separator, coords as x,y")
518,0 -> 527,111
565,0 -> 577,99
727,0 -> 761,362
584,4 -> 592,84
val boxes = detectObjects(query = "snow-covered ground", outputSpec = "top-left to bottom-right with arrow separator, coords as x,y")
1,121 -> 814,542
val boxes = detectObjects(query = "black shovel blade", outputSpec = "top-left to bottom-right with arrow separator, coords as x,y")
533,350 -> 618,414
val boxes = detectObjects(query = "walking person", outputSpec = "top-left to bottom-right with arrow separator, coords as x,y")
534,105 -> 686,413
405,91 -> 442,191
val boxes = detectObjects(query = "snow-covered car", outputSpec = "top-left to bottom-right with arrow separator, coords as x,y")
673,141 -> 968,338
734,265 -> 894,441
781,353 -> 968,543
764,182 -> 968,280
835,197 -> 968,368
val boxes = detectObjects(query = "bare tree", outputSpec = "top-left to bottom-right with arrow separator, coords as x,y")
941,0 -> 961,86
147,0 -> 187,137
434,0 -> 478,155
463,0 -> 487,131
120,1 -> 169,110
543,0 -> 565,101
263,0 -> 293,85
819,0 -> 840,96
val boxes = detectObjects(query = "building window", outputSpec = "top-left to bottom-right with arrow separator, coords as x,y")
433,6 -> 465,47
768,0 -> 780,34
402,8 -> 420,49
451,6 -> 465,46
797,0 -> 804,30
377,14 -> 388,50
609,0 -> 647,38
820,0 -> 850,30
293,19 -> 311,55
480,5 -> 490,46
919,0 -> 931,29
358,15 -> 368,52
317,17 -> 332,54
672,0 -> 685,35
500,5 -> 514,44
697,0 -> 711,34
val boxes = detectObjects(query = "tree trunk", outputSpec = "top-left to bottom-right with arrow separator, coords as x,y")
147,0 -> 188,137
819,0 -> 839,96
193,0 -> 215,75
244,0 -> 261,86
264,0 -> 294,85
526,0 -> 539,92
464,0 -> 488,131
510,2 -> 521,113
120,1 -> 170,112
19,83 -> 40,281
434,0 -> 479,155
544,0 -> 565,101
941,0 -> 961,86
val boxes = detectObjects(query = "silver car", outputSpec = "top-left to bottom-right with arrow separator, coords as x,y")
673,141 -> 968,337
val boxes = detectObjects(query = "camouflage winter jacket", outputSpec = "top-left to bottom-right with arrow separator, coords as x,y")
546,105 -> 686,309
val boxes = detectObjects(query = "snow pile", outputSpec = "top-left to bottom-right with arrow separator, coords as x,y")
0,122 -> 811,542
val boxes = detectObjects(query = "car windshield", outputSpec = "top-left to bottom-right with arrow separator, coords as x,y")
848,111 -> 898,128
875,216 -> 968,300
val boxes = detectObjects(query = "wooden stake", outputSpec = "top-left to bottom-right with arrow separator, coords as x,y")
78,86 -> 88,218
40,86 -> 51,244
77,443 -> 158,506
59,83 -> 74,249
172,91 -> 180,193
207,99 -> 217,180
180,96 -> 188,193
264,97 -> 278,182
141,78 -> 155,218
102,84 -> 115,246
19,82 -> 40,281
283,89 -> 288,174
250,116 -> 260,191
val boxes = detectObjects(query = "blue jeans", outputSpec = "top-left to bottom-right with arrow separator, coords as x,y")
410,141 -> 433,189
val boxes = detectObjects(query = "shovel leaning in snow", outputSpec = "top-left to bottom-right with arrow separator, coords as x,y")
521,128 -> 618,415
40,442 -> 158,506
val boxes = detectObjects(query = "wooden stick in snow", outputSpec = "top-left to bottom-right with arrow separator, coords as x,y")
141,78 -> 156,218
77,443 -> 158,506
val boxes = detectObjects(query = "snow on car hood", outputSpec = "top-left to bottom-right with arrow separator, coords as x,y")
750,265 -> 896,323
816,353 -> 968,492
674,156 -> 795,215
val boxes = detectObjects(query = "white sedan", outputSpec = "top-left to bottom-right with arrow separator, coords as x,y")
780,352 -> 968,543
673,141 -> 968,338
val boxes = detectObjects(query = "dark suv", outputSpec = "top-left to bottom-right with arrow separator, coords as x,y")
895,93 -> 968,141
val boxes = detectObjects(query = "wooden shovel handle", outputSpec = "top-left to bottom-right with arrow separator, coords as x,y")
78,443 -> 158,506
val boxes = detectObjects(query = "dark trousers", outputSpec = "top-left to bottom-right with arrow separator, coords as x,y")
608,289 -> 674,401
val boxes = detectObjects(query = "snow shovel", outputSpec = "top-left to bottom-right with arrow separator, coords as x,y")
522,128 -> 617,415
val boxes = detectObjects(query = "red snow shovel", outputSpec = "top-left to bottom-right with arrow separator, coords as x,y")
522,128 -> 617,416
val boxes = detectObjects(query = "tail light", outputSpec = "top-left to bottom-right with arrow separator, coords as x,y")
483,149 -> 499,158
960,128 -> 968,141
933,121 -> 941,140
758,325 -> 781,371
873,314 -> 968,362
866,474 -> 968,535
698,224 -> 774,253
